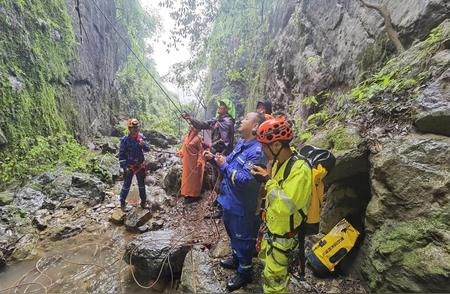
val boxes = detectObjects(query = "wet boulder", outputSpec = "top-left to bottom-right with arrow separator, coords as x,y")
68,174 -> 105,206
124,230 -> 191,279
0,205 -> 35,262
109,208 -> 126,225
26,167 -> 106,207
0,191 -> 14,206
124,207 -> 152,232
14,187 -> 46,214
163,166 -> 182,196
361,133 -> 450,292
415,68 -> 450,136
141,130 -> 178,148
180,248 -> 223,293
92,153 -> 120,183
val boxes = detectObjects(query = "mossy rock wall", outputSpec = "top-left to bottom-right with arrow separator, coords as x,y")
0,0 -> 76,143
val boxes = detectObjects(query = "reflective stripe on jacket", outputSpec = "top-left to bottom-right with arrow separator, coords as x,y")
217,139 -> 266,216
264,157 -> 311,236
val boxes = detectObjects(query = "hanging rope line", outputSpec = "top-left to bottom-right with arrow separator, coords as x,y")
86,0 -> 186,118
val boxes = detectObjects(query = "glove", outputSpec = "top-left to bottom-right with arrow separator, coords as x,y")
254,174 -> 270,183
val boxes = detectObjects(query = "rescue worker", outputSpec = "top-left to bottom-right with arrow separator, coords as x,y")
182,98 -> 235,156
251,117 -> 312,293
203,112 -> 266,291
177,125 -> 205,202
256,99 -> 273,120
118,118 -> 150,211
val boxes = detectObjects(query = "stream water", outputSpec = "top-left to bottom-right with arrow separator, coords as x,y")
0,182 -> 170,294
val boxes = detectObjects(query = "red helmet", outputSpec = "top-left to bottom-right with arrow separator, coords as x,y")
256,117 -> 293,144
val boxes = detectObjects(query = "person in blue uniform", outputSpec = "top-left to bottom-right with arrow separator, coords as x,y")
118,118 -> 150,211
203,112 -> 266,291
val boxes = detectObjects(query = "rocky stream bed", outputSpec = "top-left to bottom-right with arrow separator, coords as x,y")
0,135 -> 367,293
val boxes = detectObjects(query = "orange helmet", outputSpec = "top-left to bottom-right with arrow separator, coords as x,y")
127,118 -> 139,128
256,117 -> 293,144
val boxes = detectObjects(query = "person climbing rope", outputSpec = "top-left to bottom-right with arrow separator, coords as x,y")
251,117 -> 312,293
256,99 -> 274,120
176,125 -> 205,202
182,98 -> 236,156
118,118 -> 150,211
203,112 -> 266,291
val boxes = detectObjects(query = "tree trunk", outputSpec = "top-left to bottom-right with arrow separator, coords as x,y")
359,0 -> 405,53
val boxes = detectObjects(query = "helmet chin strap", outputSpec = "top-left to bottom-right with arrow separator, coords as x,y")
268,143 -> 282,163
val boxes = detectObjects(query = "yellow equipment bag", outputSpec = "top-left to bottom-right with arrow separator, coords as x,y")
306,218 -> 360,276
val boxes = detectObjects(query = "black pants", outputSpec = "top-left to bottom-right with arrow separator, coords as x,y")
119,169 -> 146,204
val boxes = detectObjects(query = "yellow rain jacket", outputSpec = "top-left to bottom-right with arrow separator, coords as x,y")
260,155 -> 311,293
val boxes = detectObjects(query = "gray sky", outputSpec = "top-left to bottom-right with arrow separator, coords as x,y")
139,0 -> 193,102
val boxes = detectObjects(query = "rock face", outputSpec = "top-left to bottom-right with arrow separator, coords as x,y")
265,0 -> 450,110
124,230 -> 191,279
63,0 -> 128,139
415,68 -> 450,136
361,134 -> 450,292
0,205 -> 35,266
179,248 -> 223,293
141,130 -> 178,148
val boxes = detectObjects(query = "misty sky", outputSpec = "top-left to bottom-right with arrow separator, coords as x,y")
140,1 -> 193,102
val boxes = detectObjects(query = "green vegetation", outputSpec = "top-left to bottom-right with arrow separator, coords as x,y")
114,0 -> 184,137
203,0 -> 274,114
0,0 -> 186,187
351,26 -> 446,102
0,0 -> 79,187
300,23 -> 449,149
0,133 -> 99,187
0,0 -> 76,143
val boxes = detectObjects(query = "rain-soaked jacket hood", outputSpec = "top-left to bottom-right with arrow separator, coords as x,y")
218,98 -> 236,120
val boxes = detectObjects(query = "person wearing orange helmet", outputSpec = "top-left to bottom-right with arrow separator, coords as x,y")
118,118 -> 150,211
251,117 -> 312,293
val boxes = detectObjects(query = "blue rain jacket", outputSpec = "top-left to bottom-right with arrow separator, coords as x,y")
216,139 -> 266,216
118,133 -> 150,169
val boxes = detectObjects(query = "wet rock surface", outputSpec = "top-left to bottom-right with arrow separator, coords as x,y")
180,248 -> 223,293
124,208 -> 153,232
141,130 -> 178,148
415,67 -> 450,136
362,133 -> 450,292
124,230 -> 191,279
0,191 -> 13,206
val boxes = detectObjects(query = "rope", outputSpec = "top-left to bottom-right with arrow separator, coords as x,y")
0,283 -> 47,294
86,0 -> 187,118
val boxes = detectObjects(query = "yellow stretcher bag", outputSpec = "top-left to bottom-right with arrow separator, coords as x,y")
306,218 -> 360,276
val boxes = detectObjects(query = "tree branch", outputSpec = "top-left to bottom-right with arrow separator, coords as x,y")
359,0 -> 405,53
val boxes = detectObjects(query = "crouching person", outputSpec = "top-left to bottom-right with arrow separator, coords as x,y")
251,117 -> 311,293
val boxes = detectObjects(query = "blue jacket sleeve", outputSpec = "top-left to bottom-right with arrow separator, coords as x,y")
118,137 -> 127,168
142,141 -> 150,152
219,153 -> 260,189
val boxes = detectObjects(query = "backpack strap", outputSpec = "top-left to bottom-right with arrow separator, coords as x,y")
278,152 -> 312,237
